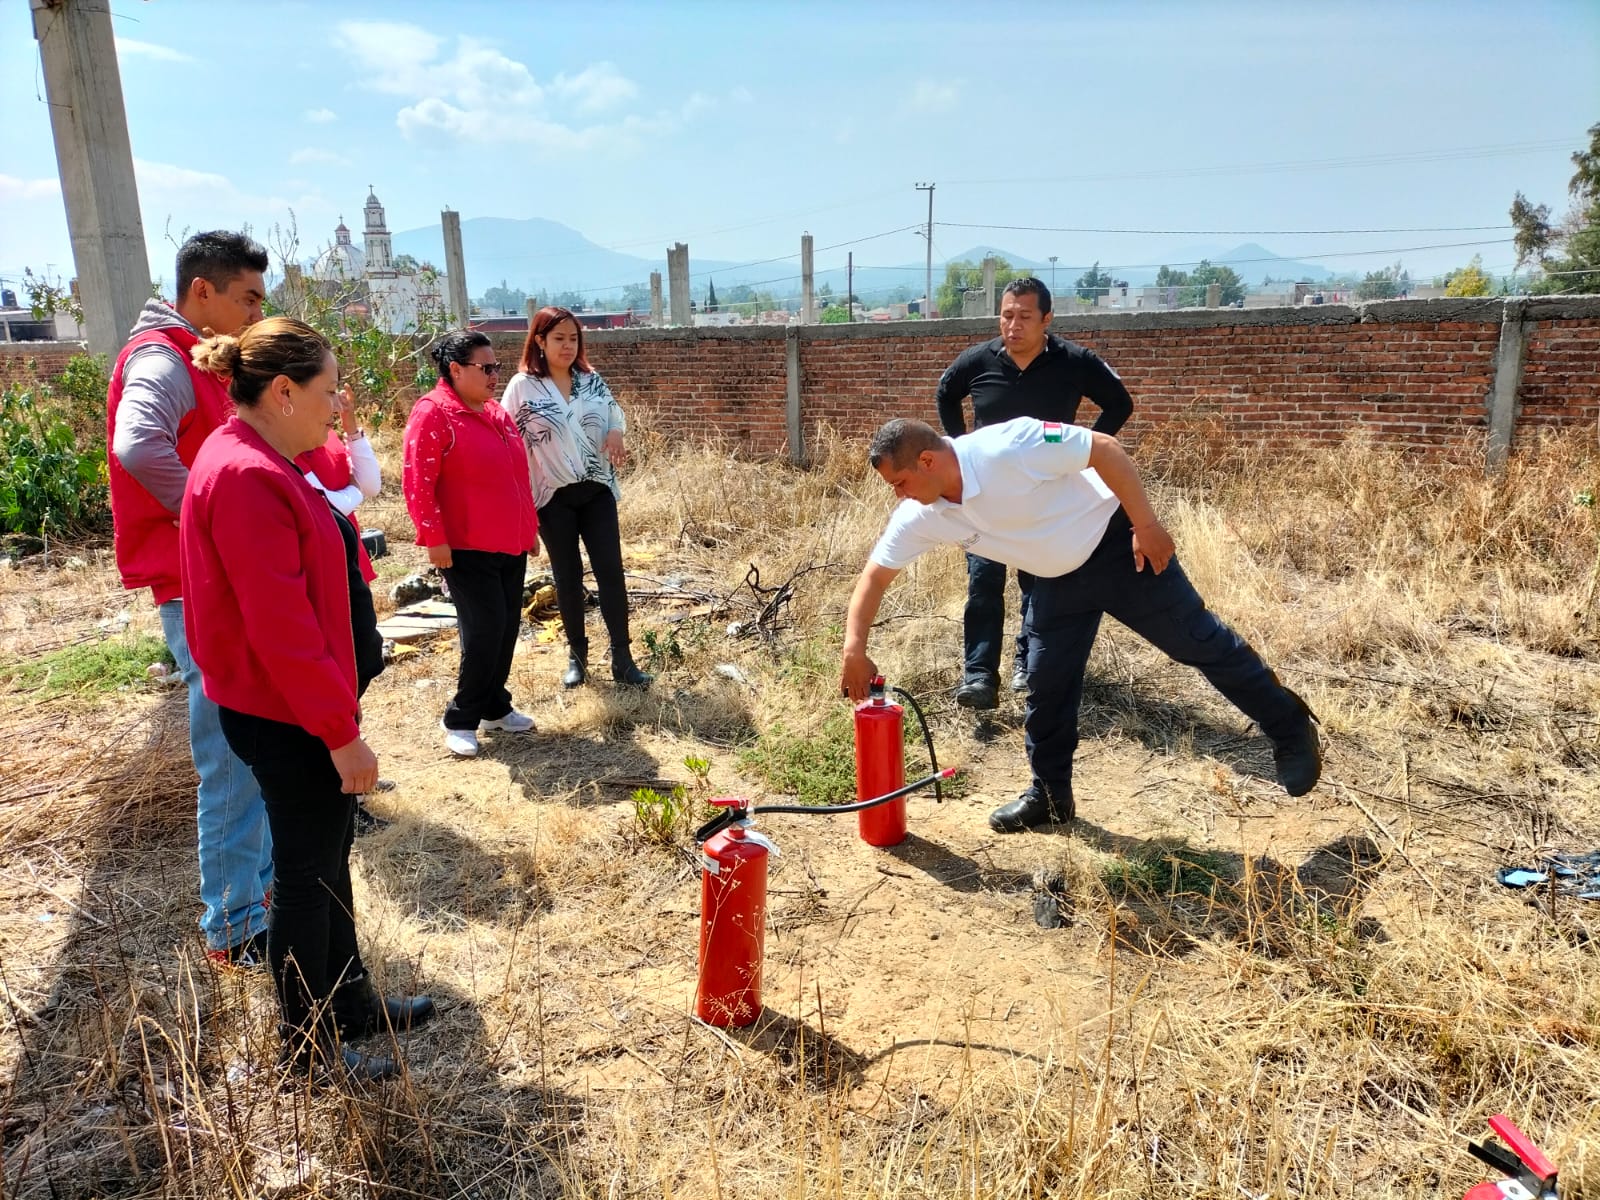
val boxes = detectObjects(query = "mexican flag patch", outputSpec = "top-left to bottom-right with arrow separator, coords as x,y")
1042,421 -> 1064,443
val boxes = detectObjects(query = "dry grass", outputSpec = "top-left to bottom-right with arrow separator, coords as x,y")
1,419 -> 1599,1198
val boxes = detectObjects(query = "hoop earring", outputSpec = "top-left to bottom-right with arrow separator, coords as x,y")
281,403 -> 295,418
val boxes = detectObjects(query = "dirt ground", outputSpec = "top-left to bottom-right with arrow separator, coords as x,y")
3,509 -> 1598,1196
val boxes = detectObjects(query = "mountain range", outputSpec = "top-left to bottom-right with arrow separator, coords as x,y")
390,217 -> 1333,309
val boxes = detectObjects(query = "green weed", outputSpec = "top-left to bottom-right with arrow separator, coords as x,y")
1101,840 -> 1234,899
3,634 -> 174,696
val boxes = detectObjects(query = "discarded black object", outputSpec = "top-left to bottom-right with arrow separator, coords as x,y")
1496,849 -> 1600,900
361,528 -> 387,559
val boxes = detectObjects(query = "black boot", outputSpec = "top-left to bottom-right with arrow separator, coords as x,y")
1272,689 -> 1322,797
278,1022 -> 399,1084
989,782 -> 1074,833
562,655 -> 588,688
333,971 -> 437,1042
612,658 -> 653,689
955,675 -> 999,710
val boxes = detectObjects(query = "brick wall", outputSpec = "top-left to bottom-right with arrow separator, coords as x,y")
561,297 -> 1600,459
0,341 -> 86,393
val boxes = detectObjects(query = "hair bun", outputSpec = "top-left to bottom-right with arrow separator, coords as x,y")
190,332 -> 242,376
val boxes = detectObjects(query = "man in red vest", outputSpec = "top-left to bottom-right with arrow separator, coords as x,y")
106,231 -> 272,965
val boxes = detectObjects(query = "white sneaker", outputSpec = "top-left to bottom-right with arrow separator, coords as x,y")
441,723 -> 479,757
480,709 -> 535,734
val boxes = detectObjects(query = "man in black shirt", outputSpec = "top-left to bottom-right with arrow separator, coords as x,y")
936,277 -> 1134,709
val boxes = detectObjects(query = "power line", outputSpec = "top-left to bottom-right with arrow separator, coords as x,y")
937,221 -> 1515,236
943,136 -> 1582,188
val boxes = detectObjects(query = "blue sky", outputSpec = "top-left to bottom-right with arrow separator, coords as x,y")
2,0 -> 1596,298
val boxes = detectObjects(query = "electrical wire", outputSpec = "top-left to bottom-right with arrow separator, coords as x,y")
936,221 -> 1515,236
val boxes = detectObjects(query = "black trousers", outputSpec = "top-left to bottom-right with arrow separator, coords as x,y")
964,553 -> 1036,683
218,707 -> 362,1041
537,480 -> 633,665
1024,509 -> 1305,793
441,549 -> 527,730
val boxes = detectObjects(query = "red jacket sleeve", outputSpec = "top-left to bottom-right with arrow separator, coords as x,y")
207,466 -> 360,750
403,399 -> 449,547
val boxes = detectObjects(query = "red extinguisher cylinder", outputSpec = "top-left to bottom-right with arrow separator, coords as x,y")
855,691 -> 907,847
696,822 -> 768,1026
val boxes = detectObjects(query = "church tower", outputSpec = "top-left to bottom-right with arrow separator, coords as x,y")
363,186 -> 393,273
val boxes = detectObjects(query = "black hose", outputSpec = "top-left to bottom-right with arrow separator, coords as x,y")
753,768 -> 951,817
890,686 -> 942,804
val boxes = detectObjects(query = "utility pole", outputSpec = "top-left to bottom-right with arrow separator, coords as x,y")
649,270 -> 663,327
31,0 -> 152,357
1049,255 -> 1058,296
667,243 -> 691,326
915,181 -> 935,318
800,232 -> 815,324
847,251 -> 853,323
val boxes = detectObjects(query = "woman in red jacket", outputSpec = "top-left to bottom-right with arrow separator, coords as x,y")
181,317 -> 431,1082
403,331 -> 539,758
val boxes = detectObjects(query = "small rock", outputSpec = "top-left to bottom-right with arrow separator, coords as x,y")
928,930 -> 940,940
64,555 -> 89,571
726,621 -> 746,637
1032,866 -> 1072,929
146,662 -> 170,680
0,557 -> 14,571
713,662 -> 751,687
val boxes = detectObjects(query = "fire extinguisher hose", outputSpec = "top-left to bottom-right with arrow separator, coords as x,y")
753,767 -> 956,817
890,686 -> 943,804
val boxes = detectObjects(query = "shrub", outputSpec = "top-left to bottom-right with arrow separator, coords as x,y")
0,376 -> 109,537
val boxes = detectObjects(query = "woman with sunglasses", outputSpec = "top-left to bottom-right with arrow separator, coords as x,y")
500,306 -> 650,690
402,330 -> 538,758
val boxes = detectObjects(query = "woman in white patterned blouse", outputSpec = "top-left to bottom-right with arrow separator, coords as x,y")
500,306 -> 651,688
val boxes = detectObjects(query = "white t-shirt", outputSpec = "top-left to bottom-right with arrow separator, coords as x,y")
869,418 -> 1120,578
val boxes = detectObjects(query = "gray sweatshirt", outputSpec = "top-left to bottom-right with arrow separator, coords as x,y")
111,299 -> 204,515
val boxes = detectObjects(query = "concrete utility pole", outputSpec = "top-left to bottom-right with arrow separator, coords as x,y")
800,232 -> 815,324
981,255 -> 997,317
649,270 -> 664,327
1048,255 -> 1058,295
31,0 -> 152,358
440,208 -> 470,325
667,243 -> 691,326
915,181 -> 935,317
525,298 -> 538,326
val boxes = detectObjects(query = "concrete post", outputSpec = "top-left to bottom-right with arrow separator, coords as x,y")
1486,298 -> 1528,477
801,233 -> 815,324
667,243 -> 691,326
785,326 -> 805,466
525,298 -> 538,326
981,256 -> 996,317
649,270 -> 664,327
1206,282 -> 1221,308
31,0 -> 151,358
440,209 -> 470,326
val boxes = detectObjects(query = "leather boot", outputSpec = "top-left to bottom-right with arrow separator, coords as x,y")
955,676 -> 999,710
1272,688 -> 1323,797
333,971 -> 436,1041
988,782 -> 1074,833
278,1022 -> 399,1084
562,656 -> 588,688
612,658 -> 653,689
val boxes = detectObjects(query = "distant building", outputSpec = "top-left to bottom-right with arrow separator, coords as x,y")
307,188 -> 451,333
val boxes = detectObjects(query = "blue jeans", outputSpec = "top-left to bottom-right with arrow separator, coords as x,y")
1022,510 -> 1304,795
159,600 -> 272,950
964,553 -> 1035,684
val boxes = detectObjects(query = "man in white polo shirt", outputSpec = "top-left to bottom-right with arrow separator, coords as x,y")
840,416 -> 1321,832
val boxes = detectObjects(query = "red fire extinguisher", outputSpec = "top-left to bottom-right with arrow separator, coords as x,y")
695,798 -> 779,1027
856,676 -> 907,847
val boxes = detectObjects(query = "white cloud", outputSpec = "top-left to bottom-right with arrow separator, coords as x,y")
290,148 -> 350,167
0,174 -> 61,202
304,108 -> 338,124
336,21 -> 676,154
114,37 -> 194,63
550,63 -> 638,113
908,80 -> 960,114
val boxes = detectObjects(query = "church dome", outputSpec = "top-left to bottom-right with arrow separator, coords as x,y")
310,215 -> 366,280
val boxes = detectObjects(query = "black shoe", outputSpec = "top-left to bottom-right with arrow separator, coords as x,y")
612,662 -> 653,689
955,677 -> 998,710
988,783 -> 1074,833
353,800 -> 390,837
333,972 -> 437,1041
562,656 -> 587,688
279,1026 -> 400,1084
371,778 -> 397,793
1010,665 -> 1029,693
1272,691 -> 1323,797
